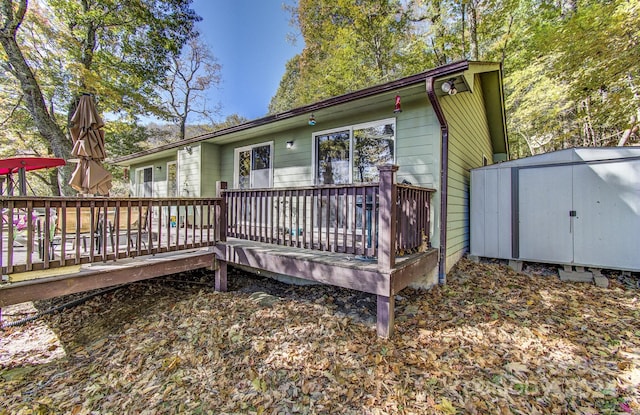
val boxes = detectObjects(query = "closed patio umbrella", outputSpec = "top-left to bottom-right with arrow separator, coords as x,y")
68,94 -> 112,195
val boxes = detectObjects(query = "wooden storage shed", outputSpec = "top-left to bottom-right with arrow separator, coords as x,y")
470,147 -> 640,272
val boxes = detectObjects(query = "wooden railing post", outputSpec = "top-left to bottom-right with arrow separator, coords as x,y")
377,164 -> 398,270
216,181 -> 227,242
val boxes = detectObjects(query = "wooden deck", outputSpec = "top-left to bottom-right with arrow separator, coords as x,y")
0,248 -> 216,310
214,238 -> 438,337
1,167 -> 438,337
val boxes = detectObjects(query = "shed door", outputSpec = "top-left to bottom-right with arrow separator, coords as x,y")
518,166 -> 573,263
572,160 -> 640,269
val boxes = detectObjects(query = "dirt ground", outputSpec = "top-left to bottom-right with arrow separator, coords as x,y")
1,258 -> 639,414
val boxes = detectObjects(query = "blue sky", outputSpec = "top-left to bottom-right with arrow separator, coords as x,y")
192,0 -> 303,121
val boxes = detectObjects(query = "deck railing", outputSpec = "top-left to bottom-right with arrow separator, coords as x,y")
224,183 -> 381,256
1,197 -> 222,275
1,167 -> 433,276
396,183 -> 434,255
221,165 -> 435,265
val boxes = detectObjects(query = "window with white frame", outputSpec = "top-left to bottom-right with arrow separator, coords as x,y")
135,166 -> 153,197
314,118 -> 396,185
234,142 -> 273,189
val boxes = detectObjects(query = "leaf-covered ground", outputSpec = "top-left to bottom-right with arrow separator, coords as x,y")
1,258 -> 639,414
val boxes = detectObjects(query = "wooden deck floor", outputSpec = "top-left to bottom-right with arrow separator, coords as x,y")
1,237 -> 438,338
0,248 -> 216,309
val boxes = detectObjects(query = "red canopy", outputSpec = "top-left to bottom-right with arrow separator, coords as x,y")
0,157 -> 66,176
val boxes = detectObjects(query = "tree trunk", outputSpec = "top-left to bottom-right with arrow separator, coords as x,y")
430,0 -> 448,64
469,1 -> 479,60
1,0 -> 73,195
179,117 -> 186,141
460,2 -> 466,58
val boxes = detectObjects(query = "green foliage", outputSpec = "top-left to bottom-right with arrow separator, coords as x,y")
1,0 -> 202,194
271,0 -> 414,110
45,0 -> 201,118
505,58 -> 577,156
274,0 -> 640,156
505,0 -> 640,152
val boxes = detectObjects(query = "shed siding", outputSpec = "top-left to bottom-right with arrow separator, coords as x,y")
440,74 -> 493,271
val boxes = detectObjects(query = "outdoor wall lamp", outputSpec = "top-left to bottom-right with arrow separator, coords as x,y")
308,114 -> 316,126
156,165 -> 162,170
286,141 -> 294,149
441,79 -> 457,96
183,145 -> 192,155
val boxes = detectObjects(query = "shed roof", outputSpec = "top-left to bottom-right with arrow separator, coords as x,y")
473,147 -> 640,171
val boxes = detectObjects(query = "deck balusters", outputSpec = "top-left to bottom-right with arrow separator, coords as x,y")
0,197 -> 222,275
221,169 -> 434,262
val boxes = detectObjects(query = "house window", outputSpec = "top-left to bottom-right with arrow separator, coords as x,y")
316,130 -> 350,185
314,118 -> 396,185
135,166 -> 153,197
234,142 -> 273,189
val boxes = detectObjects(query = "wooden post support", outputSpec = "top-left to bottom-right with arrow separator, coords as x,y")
377,165 -> 398,270
215,259 -> 227,292
215,181 -> 227,242
376,294 -> 395,338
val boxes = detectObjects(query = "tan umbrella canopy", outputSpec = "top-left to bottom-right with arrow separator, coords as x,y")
69,94 -> 112,195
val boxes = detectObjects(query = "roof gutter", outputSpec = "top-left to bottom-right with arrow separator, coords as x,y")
114,60 -> 475,165
426,70 -> 458,285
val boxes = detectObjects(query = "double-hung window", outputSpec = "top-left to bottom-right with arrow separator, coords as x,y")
314,118 -> 396,185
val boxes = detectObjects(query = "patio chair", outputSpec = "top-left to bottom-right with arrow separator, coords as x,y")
107,206 -> 149,251
39,207 -> 101,259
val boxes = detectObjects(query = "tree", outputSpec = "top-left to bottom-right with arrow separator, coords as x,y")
273,0 -> 518,113
503,0 -> 640,152
47,0 -> 200,118
0,0 -> 200,194
268,55 -> 301,114
162,36 -> 222,141
271,0 -> 414,111
0,0 -> 71,195
546,0 -> 640,147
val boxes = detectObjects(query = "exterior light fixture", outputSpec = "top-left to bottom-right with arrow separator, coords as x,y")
183,145 -> 193,154
441,79 -> 457,96
156,165 -> 162,170
394,95 -> 402,113
308,113 -> 316,126
286,141 -> 294,149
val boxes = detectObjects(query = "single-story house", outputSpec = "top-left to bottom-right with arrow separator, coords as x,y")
114,59 -> 509,289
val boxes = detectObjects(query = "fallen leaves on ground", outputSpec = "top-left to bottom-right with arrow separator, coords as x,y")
1,258 -> 639,414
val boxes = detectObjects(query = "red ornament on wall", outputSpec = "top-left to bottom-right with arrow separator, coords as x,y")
394,95 -> 402,113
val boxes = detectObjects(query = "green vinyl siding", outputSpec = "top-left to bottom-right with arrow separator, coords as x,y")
218,127 -> 315,189
130,156 -> 175,197
272,127 -> 314,188
440,74 -> 494,271
179,145 -> 201,197
218,93 -> 440,192
395,98 -> 439,188
200,143 -> 221,197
